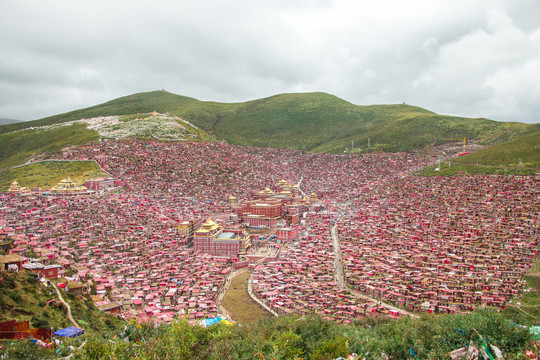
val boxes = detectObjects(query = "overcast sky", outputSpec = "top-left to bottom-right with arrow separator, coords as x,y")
1,0 -> 539,123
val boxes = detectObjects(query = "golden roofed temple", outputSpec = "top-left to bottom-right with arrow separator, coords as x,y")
194,218 -> 221,236
6,181 -> 31,195
47,177 -> 92,196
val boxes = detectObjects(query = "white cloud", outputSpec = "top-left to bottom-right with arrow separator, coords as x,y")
408,7 -> 540,122
0,0 -> 539,123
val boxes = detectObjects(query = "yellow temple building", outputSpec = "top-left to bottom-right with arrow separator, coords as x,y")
6,181 -> 31,195
47,177 -> 91,196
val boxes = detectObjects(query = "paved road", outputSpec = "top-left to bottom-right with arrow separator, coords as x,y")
330,223 -> 345,290
247,276 -> 279,317
51,283 -> 82,328
346,285 -> 418,318
330,214 -> 418,318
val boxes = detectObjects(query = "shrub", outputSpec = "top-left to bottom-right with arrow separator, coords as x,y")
8,291 -> 20,302
30,316 -> 49,329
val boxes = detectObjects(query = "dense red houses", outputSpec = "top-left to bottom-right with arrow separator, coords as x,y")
0,139 -> 536,324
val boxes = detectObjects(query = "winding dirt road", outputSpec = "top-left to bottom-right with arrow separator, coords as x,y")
51,283 -> 82,328
330,220 -> 418,318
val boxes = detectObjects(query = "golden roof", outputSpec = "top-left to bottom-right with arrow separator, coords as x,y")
7,181 -> 30,194
50,177 -> 87,193
196,218 -> 221,233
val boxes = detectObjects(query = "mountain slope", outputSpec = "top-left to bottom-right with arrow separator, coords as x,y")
451,129 -> 540,168
1,90 -> 537,154
0,123 -> 99,169
0,112 -> 212,169
0,272 -> 122,333
418,129 -> 540,176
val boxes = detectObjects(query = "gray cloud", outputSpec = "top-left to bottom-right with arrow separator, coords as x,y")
1,0 -> 539,123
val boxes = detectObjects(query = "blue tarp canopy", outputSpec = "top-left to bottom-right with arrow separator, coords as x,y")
54,326 -> 85,338
204,317 -> 223,327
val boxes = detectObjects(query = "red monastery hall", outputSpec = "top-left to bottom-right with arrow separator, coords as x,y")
193,219 -> 251,258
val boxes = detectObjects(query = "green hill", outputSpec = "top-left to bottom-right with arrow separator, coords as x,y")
452,130 -> 540,168
0,112 -> 211,169
0,123 -> 99,169
1,91 -> 536,156
418,130 -> 540,176
0,160 -> 110,191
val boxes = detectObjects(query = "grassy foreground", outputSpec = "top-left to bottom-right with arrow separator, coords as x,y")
2,311 -> 535,360
0,272 -> 122,335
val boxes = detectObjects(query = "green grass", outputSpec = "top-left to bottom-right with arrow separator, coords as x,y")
0,272 -> 121,334
418,163 -> 537,176
505,258 -> 540,323
2,90 -> 537,155
418,130 -> 540,176
0,123 -> 99,169
0,160 -> 109,191
451,130 -> 540,168
0,270 -> 537,358
222,271 -> 272,324
1,311 -> 534,359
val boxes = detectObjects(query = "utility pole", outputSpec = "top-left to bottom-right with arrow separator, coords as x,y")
368,138 -> 370,149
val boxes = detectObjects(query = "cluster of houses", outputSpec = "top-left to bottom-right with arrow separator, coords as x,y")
0,139 -> 537,324
340,175 -> 539,313
252,220 -> 384,322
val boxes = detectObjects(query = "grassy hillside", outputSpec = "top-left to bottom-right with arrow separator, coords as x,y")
451,130 -> 540,168
0,272 -> 121,334
0,123 -> 99,169
0,112 -> 213,169
0,91 -> 230,134
418,130 -> 540,176
1,91 -> 536,154
0,160 -> 109,191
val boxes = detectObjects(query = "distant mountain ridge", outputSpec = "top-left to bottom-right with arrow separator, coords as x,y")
0,118 -> 22,125
1,90 -> 538,155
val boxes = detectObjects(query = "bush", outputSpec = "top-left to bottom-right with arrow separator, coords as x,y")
30,316 -> 49,329
8,291 -> 20,302
0,340 -> 55,360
